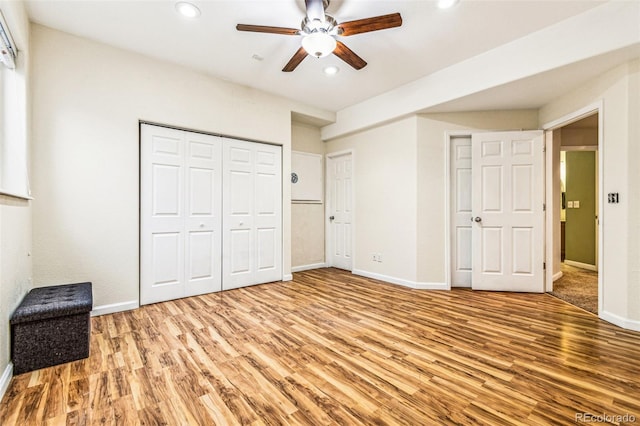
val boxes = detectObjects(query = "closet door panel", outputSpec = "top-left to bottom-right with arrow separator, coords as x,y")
141,125 -> 222,304
141,126 -> 187,305
184,132 -> 222,297
223,139 -> 281,289
254,144 -> 281,282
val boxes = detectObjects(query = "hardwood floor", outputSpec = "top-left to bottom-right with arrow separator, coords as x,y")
1,268 -> 639,425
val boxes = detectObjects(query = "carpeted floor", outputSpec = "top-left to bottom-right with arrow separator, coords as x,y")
549,263 -> 598,314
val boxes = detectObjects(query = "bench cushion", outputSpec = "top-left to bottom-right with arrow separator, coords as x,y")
10,282 -> 93,324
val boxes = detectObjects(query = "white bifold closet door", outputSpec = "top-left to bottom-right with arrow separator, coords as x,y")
141,125 -> 223,305
140,125 -> 282,305
223,138 -> 282,290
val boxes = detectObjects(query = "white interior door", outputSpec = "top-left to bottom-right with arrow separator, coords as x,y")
223,138 -> 282,290
471,131 -> 544,292
141,124 -> 222,305
450,136 -> 472,287
327,152 -> 353,271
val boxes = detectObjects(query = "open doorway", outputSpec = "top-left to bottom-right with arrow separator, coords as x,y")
549,113 -> 599,314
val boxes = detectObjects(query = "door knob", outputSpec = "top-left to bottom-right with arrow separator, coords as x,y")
474,216 -> 482,222
329,216 -> 335,221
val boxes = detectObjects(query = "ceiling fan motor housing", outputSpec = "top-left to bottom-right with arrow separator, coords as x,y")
300,14 -> 338,58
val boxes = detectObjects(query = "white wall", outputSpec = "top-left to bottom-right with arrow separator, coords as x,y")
291,122 -> 325,270
0,0 -> 31,395
30,24 -> 330,314
539,60 -> 640,328
325,117 -> 419,285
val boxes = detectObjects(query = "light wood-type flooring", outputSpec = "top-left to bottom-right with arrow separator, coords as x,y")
1,268 -> 639,425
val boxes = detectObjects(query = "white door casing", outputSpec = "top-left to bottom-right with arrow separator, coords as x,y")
223,138 -> 282,290
471,131 -> 545,292
326,152 -> 353,271
140,124 -> 222,305
450,136 -> 473,287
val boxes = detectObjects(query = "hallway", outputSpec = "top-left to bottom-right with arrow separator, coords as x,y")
549,263 -> 598,314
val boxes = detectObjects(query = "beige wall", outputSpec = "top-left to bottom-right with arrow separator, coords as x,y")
0,1 -> 31,388
325,117 -> 418,285
539,60 -> 640,326
30,24 -> 330,313
291,122 -> 325,269
561,127 -> 598,147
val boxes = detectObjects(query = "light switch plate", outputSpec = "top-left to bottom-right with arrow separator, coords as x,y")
574,200 -> 580,208
567,201 -> 574,208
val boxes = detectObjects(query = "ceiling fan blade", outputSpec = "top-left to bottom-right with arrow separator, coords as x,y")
236,24 -> 300,35
333,41 -> 367,70
337,13 -> 402,36
282,47 -> 308,72
305,0 -> 326,22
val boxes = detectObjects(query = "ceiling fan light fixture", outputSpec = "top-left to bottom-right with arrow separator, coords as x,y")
301,32 -> 336,58
175,1 -> 201,18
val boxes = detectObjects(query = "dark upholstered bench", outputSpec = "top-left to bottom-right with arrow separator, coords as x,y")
10,282 -> 93,375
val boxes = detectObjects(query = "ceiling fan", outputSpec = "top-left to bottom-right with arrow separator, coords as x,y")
236,0 -> 402,72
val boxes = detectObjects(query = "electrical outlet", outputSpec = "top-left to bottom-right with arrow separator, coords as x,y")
378,253 -> 382,263
372,254 -> 377,262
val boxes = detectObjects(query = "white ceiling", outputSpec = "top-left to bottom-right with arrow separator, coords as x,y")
25,0 -> 610,113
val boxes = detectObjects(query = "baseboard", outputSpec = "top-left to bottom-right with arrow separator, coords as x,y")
352,269 -> 447,290
0,362 -> 13,402
353,269 -> 415,288
282,274 -> 293,282
291,263 -> 326,273
564,260 -> 597,271
91,300 -> 139,317
553,271 -> 563,281
600,310 -> 640,332
415,282 -> 448,290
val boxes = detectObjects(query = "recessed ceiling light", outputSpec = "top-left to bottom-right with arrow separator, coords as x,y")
323,66 -> 339,76
175,2 -> 201,18
438,0 -> 459,9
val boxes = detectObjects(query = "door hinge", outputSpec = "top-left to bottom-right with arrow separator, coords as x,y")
543,203 -> 546,211
543,262 -> 546,270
